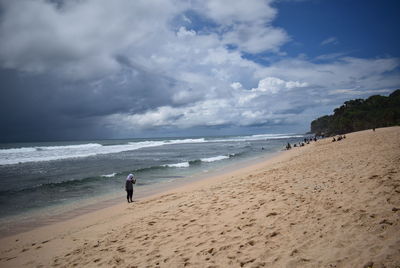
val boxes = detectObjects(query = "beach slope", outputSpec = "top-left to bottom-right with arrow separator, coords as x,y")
1,127 -> 399,267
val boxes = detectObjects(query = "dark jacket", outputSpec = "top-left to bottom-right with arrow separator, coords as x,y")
125,179 -> 135,191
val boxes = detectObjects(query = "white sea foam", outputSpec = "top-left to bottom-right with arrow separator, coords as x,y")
101,173 -> 117,178
164,162 -> 190,168
0,138 -> 207,165
212,133 -> 304,142
37,143 -> 102,151
248,133 -> 304,140
165,138 -> 206,144
0,138 -> 206,165
0,134 -> 302,165
164,154 -> 231,168
0,147 -> 37,154
201,155 -> 230,162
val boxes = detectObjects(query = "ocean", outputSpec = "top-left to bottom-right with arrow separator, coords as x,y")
0,133 -> 304,234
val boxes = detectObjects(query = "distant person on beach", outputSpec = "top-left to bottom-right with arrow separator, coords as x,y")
125,173 -> 136,203
286,143 -> 291,150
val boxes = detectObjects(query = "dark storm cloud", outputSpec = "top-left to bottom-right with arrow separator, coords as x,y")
0,70 -> 100,141
0,66 -> 179,141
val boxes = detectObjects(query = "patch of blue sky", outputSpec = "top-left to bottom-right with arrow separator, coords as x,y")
273,0 -> 400,59
171,10 -> 219,34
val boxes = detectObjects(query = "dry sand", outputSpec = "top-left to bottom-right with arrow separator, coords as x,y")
0,127 -> 399,268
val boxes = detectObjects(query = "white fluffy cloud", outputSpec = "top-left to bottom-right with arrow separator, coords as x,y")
192,0 -> 288,54
254,57 -> 400,91
251,77 -> 308,94
0,0 -> 284,79
0,0 -> 183,79
197,0 -> 277,24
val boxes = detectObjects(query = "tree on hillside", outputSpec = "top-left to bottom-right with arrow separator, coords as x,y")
311,89 -> 400,136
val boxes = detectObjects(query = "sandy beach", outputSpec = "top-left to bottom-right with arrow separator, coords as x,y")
0,127 -> 399,267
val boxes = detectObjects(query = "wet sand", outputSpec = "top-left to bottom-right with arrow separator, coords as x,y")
0,127 -> 399,267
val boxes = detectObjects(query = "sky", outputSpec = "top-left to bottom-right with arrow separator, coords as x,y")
0,0 -> 399,142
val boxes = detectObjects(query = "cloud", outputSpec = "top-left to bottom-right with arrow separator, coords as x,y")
195,0 -> 277,25
191,0 -> 288,54
0,0 -> 287,80
176,26 -> 197,38
103,54 -> 399,133
105,98 -> 279,130
0,0 -> 399,140
254,57 -> 400,91
230,82 -> 243,90
321,36 -> 339,46
328,89 -> 393,95
251,77 -> 308,94
222,23 -> 289,54
315,52 -> 349,61
0,0 -> 184,79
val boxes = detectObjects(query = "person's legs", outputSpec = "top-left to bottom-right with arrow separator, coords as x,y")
126,190 -> 131,203
128,190 -> 133,202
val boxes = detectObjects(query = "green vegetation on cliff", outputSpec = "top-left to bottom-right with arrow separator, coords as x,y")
311,89 -> 400,136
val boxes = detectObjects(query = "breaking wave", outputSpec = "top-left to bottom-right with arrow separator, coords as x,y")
0,133 -> 303,165
0,139 -> 206,165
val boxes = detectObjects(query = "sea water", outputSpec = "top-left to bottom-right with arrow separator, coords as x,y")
0,133 -> 304,234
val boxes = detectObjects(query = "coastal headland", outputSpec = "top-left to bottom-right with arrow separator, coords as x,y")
0,127 -> 399,267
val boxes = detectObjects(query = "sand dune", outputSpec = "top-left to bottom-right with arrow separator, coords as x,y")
0,127 -> 399,267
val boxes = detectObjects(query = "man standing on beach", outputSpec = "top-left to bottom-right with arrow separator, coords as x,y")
125,174 -> 136,203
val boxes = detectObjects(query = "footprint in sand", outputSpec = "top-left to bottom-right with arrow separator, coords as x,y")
93,258 -> 101,263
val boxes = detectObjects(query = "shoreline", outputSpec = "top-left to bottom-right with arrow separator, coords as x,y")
1,127 -> 399,267
0,149 -> 283,238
